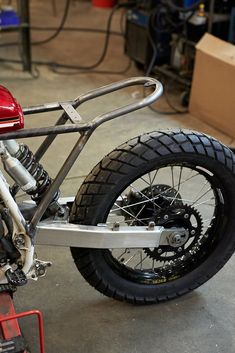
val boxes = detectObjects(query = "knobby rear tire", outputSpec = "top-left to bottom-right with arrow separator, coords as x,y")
69,130 -> 235,304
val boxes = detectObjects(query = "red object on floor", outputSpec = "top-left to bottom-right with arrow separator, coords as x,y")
0,292 -> 21,340
0,292 -> 45,353
92,0 -> 117,8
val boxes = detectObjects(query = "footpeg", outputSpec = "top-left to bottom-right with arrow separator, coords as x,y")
5,268 -> 27,286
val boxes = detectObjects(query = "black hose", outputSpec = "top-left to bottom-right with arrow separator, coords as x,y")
0,56 -> 132,75
47,3 -> 128,72
146,81 -> 189,115
51,61 -> 132,75
32,0 -> 71,45
143,1 -> 190,115
0,27 -> 122,48
31,26 -> 122,36
145,17 -> 158,76
0,3 -> 131,75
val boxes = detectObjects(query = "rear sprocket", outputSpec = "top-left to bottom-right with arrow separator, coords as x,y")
144,204 -> 203,261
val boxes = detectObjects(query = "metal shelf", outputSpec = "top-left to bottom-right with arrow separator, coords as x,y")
0,0 -> 31,72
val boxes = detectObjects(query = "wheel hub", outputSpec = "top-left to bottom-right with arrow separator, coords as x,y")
167,231 -> 189,247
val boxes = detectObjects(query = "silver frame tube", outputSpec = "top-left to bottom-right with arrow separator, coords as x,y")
0,77 -> 163,238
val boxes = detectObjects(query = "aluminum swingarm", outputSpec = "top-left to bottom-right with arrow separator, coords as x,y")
36,221 -> 187,249
20,197 -> 188,249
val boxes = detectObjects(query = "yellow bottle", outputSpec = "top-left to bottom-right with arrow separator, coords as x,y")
198,3 -> 206,18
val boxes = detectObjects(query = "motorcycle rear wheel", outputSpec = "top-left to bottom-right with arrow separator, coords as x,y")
70,130 -> 235,304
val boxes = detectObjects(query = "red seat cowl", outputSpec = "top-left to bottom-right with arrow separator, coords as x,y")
0,85 -> 24,133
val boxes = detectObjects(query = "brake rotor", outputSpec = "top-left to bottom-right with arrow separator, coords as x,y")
125,184 -> 183,225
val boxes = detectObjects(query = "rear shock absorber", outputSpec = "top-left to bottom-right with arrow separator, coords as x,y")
3,140 -> 60,214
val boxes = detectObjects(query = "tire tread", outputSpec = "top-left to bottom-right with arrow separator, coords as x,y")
70,130 -> 235,304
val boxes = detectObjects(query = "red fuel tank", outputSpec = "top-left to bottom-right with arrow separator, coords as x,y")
0,85 -> 24,133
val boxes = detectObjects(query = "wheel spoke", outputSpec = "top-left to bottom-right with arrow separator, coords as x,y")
148,172 -> 156,212
154,171 -> 200,199
140,176 -> 151,186
117,249 -> 128,261
194,197 -> 215,207
106,217 -> 152,225
130,205 -> 146,225
134,253 -> 148,270
123,251 -> 140,265
129,184 -> 161,209
171,166 -> 175,189
170,166 -> 183,205
151,169 -> 159,185
110,196 -> 161,214
191,180 -> 209,204
191,188 -> 212,206
203,217 -> 215,224
107,164 -> 222,283
113,202 -> 145,225
152,258 -> 155,271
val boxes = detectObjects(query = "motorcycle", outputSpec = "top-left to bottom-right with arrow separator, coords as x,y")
0,76 -> 234,305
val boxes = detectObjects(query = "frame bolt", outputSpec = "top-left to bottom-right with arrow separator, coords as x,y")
157,248 -> 163,254
164,215 -> 169,220
113,222 -> 120,231
148,221 -> 155,230
184,214 -> 189,219
178,247 -> 183,252
14,235 -> 25,247
174,234 -> 183,244
191,230 -> 196,235
57,207 -> 65,217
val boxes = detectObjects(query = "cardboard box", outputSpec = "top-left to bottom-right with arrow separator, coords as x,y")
189,33 -> 235,138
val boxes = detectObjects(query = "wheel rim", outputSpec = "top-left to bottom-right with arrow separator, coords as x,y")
101,163 -> 228,285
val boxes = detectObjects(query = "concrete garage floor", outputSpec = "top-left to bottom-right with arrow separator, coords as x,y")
0,1 -> 235,353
